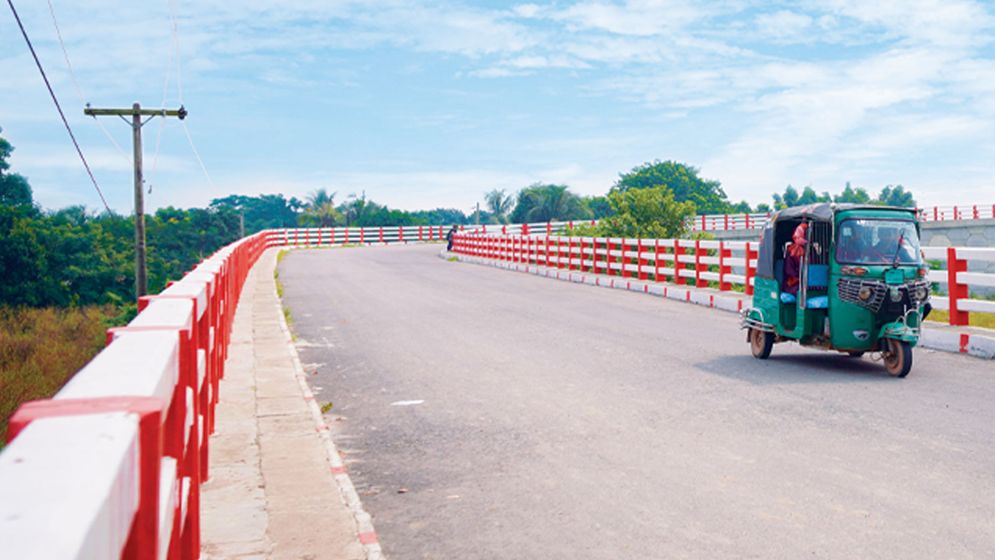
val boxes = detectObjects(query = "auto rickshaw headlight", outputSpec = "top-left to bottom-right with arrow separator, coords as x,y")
889,287 -> 902,302
858,286 -> 872,301
915,286 -> 928,301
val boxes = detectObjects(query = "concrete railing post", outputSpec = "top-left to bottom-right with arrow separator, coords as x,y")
947,247 -> 970,326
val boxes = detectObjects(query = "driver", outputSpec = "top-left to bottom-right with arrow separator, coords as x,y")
872,226 -> 914,262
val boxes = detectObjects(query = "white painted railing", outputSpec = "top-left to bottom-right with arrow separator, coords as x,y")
692,204 -> 995,232
922,247 -> 995,323
1,231 -> 268,560
453,233 -> 995,327
3,216 -> 993,560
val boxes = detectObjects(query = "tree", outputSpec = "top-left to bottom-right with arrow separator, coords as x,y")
877,185 -> 915,207
483,189 -> 514,224
209,194 -> 303,232
409,208 -> 468,225
834,182 -> 872,204
509,183 -> 590,223
300,188 -> 342,227
584,195 -> 613,219
772,185 -> 800,209
0,127 -> 35,212
596,185 -> 696,238
730,200 -> 753,213
613,160 -> 730,213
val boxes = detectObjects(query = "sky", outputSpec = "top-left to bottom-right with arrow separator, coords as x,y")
2,0 -> 994,215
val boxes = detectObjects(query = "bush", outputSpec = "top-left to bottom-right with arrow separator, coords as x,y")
0,305 -> 123,449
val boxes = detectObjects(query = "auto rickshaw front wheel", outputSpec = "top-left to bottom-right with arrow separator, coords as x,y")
749,328 -> 774,359
882,339 -> 912,377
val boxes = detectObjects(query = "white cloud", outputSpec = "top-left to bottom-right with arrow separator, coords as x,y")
553,0 -> 709,37
754,10 -> 814,44
512,4 -> 544,19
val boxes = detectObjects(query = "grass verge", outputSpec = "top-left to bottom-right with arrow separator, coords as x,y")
273,252 -> 296,340
925,310 -> 995,330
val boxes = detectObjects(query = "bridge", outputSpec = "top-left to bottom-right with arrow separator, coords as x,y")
1,213 -> 994,559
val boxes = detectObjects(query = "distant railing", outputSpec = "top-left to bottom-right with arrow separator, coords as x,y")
451,232 -> 995,327
691,204 -> 995,232
262,222 -> 583,246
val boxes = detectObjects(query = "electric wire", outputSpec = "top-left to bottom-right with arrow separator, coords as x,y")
45,0 -> 130,163
166,0 -> 216,190
147,44 -> 172,195
7,0 -> 111,213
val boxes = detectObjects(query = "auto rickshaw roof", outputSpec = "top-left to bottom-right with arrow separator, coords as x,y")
770,203 -> 914,223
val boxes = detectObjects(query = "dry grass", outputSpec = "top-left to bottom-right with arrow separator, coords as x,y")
0,306 -> 124,450
926,309 -> 995,330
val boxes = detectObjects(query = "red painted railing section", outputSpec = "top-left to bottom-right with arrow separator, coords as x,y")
451,232 -> 995,328
2,231 -> 271,560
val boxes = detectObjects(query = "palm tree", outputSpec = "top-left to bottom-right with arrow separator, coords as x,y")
302,188 -> 341,227
483,189 -> 514,224
520,184 -> 587,222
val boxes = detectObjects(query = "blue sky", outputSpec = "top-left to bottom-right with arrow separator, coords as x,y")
2,0 -> 994,214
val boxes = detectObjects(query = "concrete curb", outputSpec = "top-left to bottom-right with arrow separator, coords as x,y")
442,250 -> 995,362
271,260 -> 385,559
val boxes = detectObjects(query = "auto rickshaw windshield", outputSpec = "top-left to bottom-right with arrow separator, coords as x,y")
835,219 -> 922,265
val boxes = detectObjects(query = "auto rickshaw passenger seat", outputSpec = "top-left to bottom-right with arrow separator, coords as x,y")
808,264 -> 828,289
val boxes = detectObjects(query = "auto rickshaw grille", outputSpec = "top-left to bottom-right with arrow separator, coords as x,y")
838,278 -> 932,316
837,278 -> 887,312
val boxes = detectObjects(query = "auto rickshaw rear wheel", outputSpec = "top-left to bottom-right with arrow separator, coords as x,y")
882,339 -> 912,377
749,328 -> 774,359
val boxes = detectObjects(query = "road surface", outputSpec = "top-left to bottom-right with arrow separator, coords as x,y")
279,244 -> 995,559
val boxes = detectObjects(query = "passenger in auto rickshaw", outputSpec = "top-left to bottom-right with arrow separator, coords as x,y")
783,222 -> 808,295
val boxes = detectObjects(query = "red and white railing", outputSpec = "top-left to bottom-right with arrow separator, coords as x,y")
922,247 -> 995,325
692,204 -> 995,232
2,216 -> 993,559
1,231 -> 269,560
261,221 -> 581,246
452,232 -> 995,327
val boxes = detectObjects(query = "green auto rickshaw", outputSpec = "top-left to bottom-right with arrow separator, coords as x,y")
741,203 -> 932,377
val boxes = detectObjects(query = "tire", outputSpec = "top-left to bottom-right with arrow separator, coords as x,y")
750,328 -> 774,359
882,339 -> 912,377
847,351 -> 865,358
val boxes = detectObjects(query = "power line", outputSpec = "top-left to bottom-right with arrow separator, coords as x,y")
166,0 -> 217,190
45,0 -> 130,163
7,0 -> 111,213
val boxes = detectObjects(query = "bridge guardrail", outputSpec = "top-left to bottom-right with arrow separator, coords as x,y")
692,204 -> 995,232
2,215 -> 992,559
452,232 -> 995,327
1,231 -> 269,560
262,221 -> 582,247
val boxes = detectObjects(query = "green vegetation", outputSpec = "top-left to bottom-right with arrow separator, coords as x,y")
509,183 -> 591,223
612,160 -> 734,214
596,186 -> 697,238
0,306 -> 121,450
320,402 -> 333,414
767,182 -> 916,211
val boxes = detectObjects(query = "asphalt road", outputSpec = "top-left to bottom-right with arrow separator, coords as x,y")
279,244 -> 995,560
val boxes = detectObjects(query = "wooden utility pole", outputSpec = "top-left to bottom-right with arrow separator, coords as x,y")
84,102 -> 187,298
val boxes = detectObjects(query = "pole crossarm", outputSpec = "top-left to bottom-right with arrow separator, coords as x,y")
84,105 -> 187,119
84,102 -> 189,299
